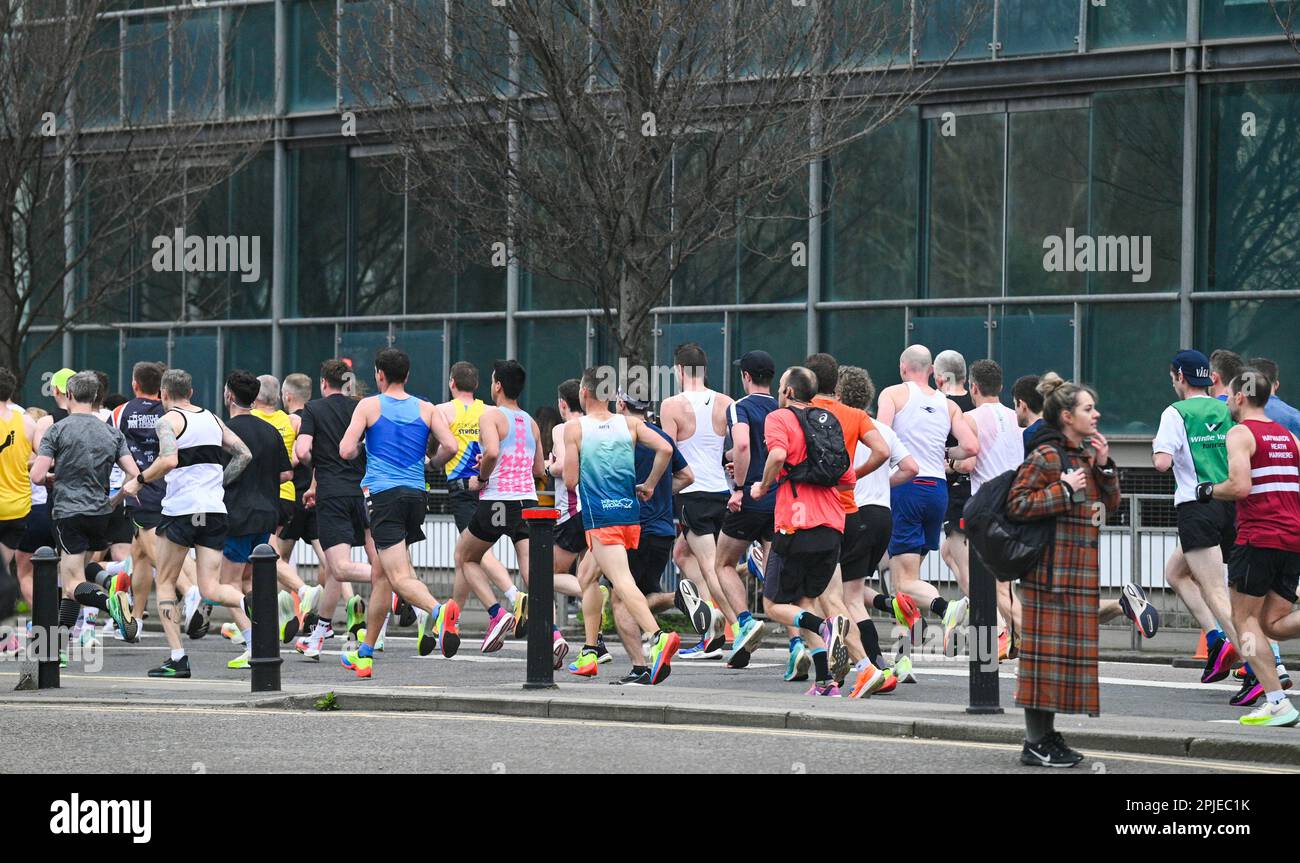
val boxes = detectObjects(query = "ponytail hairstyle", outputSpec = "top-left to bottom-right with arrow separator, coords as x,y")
1037,371 -> 1096,431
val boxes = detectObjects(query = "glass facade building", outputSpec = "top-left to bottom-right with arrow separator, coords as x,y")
28,1 -> 1300,465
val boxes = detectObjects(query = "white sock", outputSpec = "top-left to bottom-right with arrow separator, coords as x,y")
242,629 -> 252,646
170,649 -> 185,661
1266,691 -> 1285,704
104,559 -> 128,575
505,586 -> 519,603
311,620 -> 330,637
379,616 -> 389,639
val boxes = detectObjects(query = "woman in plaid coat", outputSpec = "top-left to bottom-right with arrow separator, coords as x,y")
1007,372 -> 1121,767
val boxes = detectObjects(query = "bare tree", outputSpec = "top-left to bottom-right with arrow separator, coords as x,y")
334,0 -> 984,367
0,0 -> 269,389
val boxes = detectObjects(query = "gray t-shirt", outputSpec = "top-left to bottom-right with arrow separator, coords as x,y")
38,413 -> 129,519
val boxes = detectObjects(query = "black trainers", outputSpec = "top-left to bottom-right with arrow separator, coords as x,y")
147,655 -> 191,678
611,668 -> 653,686
1020,733 -> 1082,768
593,638 -> 610,664
395,598 -> 417,629
1230,674 -> 1264,707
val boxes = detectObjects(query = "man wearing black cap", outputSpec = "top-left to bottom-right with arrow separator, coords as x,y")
1153,349 -> 1243,689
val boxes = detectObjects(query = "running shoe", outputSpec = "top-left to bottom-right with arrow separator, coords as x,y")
594,637 -> 613,664
512,591 -> 529,639
190,602 -> 213,640
392,594 -> 417,628
299,585 -> 323,633
182,586 -> 203,638
876,668 -> 898,694
1021,733 -> 1083,768
805,681 -> 841,697
227,650 -> 250,670
437,600 -> 461,658
346,595 -> 366,639
355,627 -> 385,652
892,594 -> 921,629
0,633 -> 18,656
1230,674 -> 1264,708
819,616 -> 850,683
1118,583 -> 1159,638
1201,636 -> 1240,684
612,668 -> 653,686
1009,630 -> 1021,660
221,622 -> 245,644
416,607 -> 438,657
340,650 -> 373,679
893,654 -> 916,684
673,578 -> 711,634
106,590 -> 138,644
997,629 -> 1010,662
147,655 -> 191,678
1239,698 -> 1300,727
552,631 -> 570,670
648,630 -> 680,685
941,596 -> 969,654
482,607 -> 515,654
294,634 -> 323,660
1233,666 -> 1248,681
726,615 -> 765,669
105,569 -> 132,598
1279,664 -> 1292,691
784,640 -> 811,682
568,647 -> 599,677
78,624 -> 101,649
849,662 -> 886,699
745,542 -> 765,582
277,590 -> 300,644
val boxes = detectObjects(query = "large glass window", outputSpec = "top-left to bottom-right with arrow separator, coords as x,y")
124,16 -> 168,123
1089,88 -> 1184,294
926,111 -> 1004,299
337,326 -> 391,397
729,312 -> 804,394
1087,0 -> 1186,49
174,8 -> 221,121
1200,80 -> 1300,294
911,307 -> 989,368
1082,302 -> 1179,436
395,324 -> 444,401
519,318 -> 587,413
1201,0 -> 1289,39
290,147 -> 348,317
80,22 -> 122,128
916,0 -> 993,62
820,309 -> 907,403
172,330 -> 221,408
285,325 -> 337,381
74,332 -> 123,392
341,0 -> 390,106
407,198 -> 507,313
290,0 -> 337,112
1195,300 -> 1298,381
1007,108 -> 1089,296
824,111 -> 919,302
185,151 -> 273,320
120,332 -> 171,394
224,328 -> 273,387
656,315 -> 725,391
227,3 -> 275,116
449,320 -> 508,401
737,173 -> 808,304
352,158 -> 405,317
999,0 -> 1079,56
996,306 -> 1075,392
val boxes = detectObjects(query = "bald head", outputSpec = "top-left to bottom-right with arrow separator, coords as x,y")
900,345 -> 932,381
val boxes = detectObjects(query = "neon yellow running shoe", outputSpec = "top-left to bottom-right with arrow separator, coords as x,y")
356,628 -> 384,652
345,595 -> 366,639
340,650 -> 373,679
227,650 -> 250,669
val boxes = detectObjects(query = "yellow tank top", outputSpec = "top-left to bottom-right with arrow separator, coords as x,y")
252,408 -> 296,501
0,407 -> 32,521
444,399 -> 485,481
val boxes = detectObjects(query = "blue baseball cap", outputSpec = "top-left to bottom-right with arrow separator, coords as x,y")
1171,349 -> 1213,387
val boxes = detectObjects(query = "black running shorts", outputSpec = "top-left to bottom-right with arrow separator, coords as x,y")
467,499 -> 537,545
676,491 -> 728,537
448,488 -> 479,534
279,501 -> 318,543
54,513 -> 112,555
276,498 -> 297,530
129,507 -> 164,531
106,504 -> 135,545
0,516 -> 26,549
839,505 -> 891,582
316,495 -> 368,550
627,533 -> 674,595
765,526 -> 842,604
720,507 -> 774,544
366,487 -> 428,550
1228,543 -> 1300,603
18,502 -> 53,553
1176,499 -> 1236,557
554,516 -> 586,554
158,512 -> 228,551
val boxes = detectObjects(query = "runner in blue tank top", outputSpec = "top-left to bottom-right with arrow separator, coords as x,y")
338,348 -> 460,678
565,367 -> 679,686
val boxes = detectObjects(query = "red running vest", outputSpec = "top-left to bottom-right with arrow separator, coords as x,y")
1236,419 -> 1300,553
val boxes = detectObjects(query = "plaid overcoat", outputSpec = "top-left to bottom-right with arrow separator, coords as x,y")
1007,431 -> 1121,716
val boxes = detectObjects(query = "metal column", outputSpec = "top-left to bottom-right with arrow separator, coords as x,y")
271,0 -> 288,379
1178,0 -> 1200,347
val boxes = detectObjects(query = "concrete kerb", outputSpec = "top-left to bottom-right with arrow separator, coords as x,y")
267,689 -> 1300,768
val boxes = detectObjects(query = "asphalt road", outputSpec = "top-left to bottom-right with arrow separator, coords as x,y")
0,703 -> 1281,775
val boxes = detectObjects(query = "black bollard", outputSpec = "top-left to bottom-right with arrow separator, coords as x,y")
32,546 -> 60,689
966,546 -> 1004,714
248,543 -> 282,693
522,508 -> 559,690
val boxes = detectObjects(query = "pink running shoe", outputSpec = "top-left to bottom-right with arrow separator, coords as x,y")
0,634 -> 19,656
552,630 -> 570,670
805,681 -> 841,697
481,607 -> 516,654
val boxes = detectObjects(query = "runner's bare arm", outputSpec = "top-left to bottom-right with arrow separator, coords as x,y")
658,397 -> 680,440
530,418 -> 546,482
424,400 -> 458,469
671,464 -> 694,494
563,419 -> 581,492
1210,424 -> 1255,501
32,414 -> 52,453
751,444 -> 786,500
339,396 -> 376,461
713,393 -> 733,436
294,433 -> 313,466
217,417 -> 252,486
891,454 -> 920,486
858,427 -> 890,477
288,413 -> 301,467
138,412 -> 181,484
29,454 -> 52,485
476,407 -> 501,481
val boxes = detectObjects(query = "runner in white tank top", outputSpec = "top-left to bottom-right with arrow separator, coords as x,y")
675,390 -> 729,494
892,381 -> 952,479
968,401 -> 1024,493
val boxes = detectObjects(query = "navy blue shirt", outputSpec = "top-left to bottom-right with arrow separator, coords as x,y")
635,422 -> 688,537
1022,418 -> 1046,457
727,393 -> 778,512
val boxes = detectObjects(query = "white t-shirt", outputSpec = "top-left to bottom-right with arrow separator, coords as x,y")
854,421 -> 910,510
968,402 -> 1024,494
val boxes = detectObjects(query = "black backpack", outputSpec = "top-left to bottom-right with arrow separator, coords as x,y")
781,406 -> 850,494
961,444 -> 1069,583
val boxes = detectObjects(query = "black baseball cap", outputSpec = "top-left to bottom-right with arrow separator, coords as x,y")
616,389 -> 651,413
734,350 -> 775,379
1171,349 -> 1213,388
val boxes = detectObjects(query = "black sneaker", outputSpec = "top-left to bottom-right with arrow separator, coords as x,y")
611,668 -> 653,686
593,638 -> 610,664
1230,674 -> 1264,707
395,598 -> 417,629
187,603 -> 212,640
673,578 -> 711,635
1020,735 -> 1081,768
147,655 -> 191,678
1045,732 -> 1084,765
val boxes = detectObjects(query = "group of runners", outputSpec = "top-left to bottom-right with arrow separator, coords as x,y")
3,338 -> 1298,738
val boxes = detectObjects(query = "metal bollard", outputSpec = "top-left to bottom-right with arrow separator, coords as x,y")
248,543 -> 282,693
522,508 -> 559,690
31,546 -> 60,689
966,548 -> 1003,714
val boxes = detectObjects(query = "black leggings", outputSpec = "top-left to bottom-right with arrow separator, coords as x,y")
1025,707 -> 1055,743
